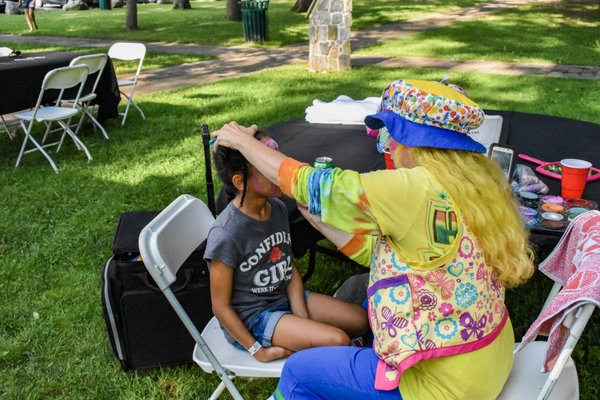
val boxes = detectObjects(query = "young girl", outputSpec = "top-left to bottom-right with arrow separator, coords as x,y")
204,132 -> 368,363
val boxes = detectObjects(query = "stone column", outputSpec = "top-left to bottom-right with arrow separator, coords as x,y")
308,0 -> 352,72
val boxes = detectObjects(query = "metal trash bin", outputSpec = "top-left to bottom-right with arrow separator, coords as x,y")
99,0 -> 111,10
240,0 -> 269,43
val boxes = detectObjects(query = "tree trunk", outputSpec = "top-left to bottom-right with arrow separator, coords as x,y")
173,0 -> 192,9
291,0 -> 312,13
126,0 -> 138,30
226,0 -> 242,21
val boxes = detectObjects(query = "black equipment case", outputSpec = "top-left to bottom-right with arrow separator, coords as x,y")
102,125 -> 216,370
101,210 -> 213,370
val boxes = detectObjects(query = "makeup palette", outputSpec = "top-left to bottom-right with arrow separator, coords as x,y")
516,192 -> 597,231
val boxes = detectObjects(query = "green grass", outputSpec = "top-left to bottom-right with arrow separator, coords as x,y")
1,63 -> 599,399
0,41 -> 214,74
0,0 -> 488,47
358,1 -> 600,66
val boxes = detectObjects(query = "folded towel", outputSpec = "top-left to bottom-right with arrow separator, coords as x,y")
305,95 -> 380,125
516,210 -> 600,371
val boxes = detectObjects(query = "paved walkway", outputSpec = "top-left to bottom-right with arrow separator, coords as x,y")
1,0 -> 598,96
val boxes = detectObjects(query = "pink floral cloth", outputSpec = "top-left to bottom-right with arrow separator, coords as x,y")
516,210 -> 600,371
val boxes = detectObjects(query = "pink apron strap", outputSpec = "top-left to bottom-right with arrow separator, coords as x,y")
374,359 -> 400,391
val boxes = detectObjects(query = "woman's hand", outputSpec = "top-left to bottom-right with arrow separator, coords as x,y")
213,121 -> 258,151
254,346 -> 292,362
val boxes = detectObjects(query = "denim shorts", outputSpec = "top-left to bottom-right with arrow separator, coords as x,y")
234,290 -> 310,350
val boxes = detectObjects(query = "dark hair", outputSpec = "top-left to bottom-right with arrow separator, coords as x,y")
214,130 -> 267,207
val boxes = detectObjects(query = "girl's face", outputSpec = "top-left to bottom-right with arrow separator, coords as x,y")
249,166 -> 282,198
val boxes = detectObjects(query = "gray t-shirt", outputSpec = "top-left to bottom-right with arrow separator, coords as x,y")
204,198 -> 293,342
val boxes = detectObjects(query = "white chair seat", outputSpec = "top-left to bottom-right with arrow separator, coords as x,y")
63,93 -> 97,104
193,317 -> 286,378
498,341 -> 579,400
118,79 -> 135,87
16,107 -> 79,122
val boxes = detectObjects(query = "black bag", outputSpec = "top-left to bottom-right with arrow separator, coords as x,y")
101,211 -> 213,370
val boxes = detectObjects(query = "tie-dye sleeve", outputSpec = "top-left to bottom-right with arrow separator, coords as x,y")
278,158 -> 379,265
279,158 -> 380,235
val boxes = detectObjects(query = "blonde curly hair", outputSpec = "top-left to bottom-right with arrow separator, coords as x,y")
399,145 -> 535,287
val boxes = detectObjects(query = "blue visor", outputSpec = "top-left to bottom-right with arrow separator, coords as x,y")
365,109 -> 486,153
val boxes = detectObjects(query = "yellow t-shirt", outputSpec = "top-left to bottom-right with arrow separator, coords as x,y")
279,159 -> 515,399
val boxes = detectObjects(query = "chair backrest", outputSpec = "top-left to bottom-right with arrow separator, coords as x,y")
27,65 -> 89,123
139,194 -> 215,292
108,42 -> 146,77
139,195 -> 244,400
0,47 -> 12,56
467,114 -> 503,154
70,53 -> 108,97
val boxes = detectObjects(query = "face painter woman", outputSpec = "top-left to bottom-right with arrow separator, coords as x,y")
213,79 -> 535,400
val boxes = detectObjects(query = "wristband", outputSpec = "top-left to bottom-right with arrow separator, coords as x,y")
247,341 -> 262,356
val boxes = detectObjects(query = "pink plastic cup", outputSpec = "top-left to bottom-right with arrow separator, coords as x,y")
561,159 -> 592,199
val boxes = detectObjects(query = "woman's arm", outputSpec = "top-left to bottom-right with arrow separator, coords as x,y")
299,204 -> 376,267
286,263 -> 308,319
210,260 -> 291,362
214,121 -> 380,236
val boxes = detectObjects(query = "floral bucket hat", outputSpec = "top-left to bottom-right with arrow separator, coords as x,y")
364,79 -> 487,153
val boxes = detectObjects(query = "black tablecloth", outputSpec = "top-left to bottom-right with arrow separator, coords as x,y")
0,51 -> 120,122
216,112 -> 600,257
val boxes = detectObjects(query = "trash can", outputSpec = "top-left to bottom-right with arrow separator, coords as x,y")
240,0 -> 269,43
99,0 -> 111,10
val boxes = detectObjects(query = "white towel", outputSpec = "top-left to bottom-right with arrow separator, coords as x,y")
305,95 -> 380,125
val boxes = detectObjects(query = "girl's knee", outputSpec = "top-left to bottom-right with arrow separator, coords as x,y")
327,329 -> 351,346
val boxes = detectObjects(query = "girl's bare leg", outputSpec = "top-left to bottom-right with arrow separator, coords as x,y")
271,314 -> 351,352
306,292 -> 369,338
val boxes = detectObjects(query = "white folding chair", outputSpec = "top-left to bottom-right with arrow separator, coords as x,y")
15,64 -> 92,172
65,53 -> 109,139
108,42 -> 146,127
467,114 -> 503,154
139,194 -> 285,400
498,285 -> 595,399
1,47 -> 17,139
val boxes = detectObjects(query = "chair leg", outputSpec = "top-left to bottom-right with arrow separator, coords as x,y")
58,121 -> 93,162
84,108 -> 109,139
121,91 -> 132,127
303,244 -> 317,283
1,115 -> 17,140
208,382 -> 227,400
120,87 -> 145,127
16,121 -> 59,173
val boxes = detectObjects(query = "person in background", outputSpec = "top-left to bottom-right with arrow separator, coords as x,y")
213,79 -> 535,399
20,0 -> 38,33
204,131 -> 368,363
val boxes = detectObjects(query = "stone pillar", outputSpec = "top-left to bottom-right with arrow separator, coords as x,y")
308,0 -> 352,72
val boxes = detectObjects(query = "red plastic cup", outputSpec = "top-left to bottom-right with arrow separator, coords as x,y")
384,151 -> 394,169
560,158 -> 592,199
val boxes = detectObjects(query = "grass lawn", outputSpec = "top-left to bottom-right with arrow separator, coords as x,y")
358,1 -> 600,66
0,41 -> 214,74
0,0 -> 488,47
0,63 -> 599,399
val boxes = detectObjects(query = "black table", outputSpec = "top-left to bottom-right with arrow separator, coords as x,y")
0,51 -> 120,122
245,111 -> 600,258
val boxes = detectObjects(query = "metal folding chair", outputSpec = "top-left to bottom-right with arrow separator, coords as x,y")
108,42 -> 146,127
65,53 -> 110,139
139,194 -> 285,400
14,64 -> 92,172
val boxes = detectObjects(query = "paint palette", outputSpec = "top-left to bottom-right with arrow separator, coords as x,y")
518,154 -> 600,182
517,193 -> 598,232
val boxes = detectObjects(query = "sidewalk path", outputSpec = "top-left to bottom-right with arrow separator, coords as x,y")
1,0 -> 598,96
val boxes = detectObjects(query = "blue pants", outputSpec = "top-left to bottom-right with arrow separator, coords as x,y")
273,346 -> 403,400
